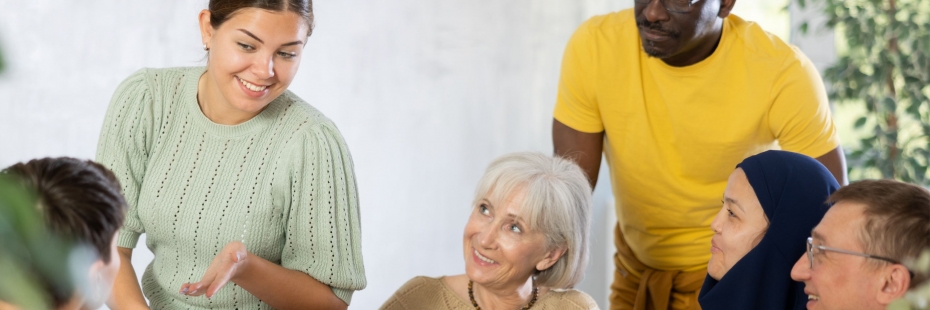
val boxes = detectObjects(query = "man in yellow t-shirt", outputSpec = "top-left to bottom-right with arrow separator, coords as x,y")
552,1 -> 847,309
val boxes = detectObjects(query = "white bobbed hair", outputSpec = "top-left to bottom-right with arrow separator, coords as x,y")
472,152 -> 593,288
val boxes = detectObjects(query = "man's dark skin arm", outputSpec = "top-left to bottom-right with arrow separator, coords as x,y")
555,118 -> 849,188
553,119 -> 604,189
814,146 -> 848,185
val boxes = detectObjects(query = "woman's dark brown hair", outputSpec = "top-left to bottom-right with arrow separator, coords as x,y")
209,0 -> 315,36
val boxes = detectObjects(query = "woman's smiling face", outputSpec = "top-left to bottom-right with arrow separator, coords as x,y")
708,168 -> 769,280
462,189 -> 563,289
198,8 -> 309,124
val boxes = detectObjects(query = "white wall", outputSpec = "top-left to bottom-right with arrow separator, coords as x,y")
0,1 -> 629,309
0,1 -> 837,308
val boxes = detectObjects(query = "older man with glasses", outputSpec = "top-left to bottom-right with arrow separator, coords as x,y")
553,0 -> 847,309
791,179 -> 929,309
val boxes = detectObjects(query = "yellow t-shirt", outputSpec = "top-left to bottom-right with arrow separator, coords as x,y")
553,10 -> 839,272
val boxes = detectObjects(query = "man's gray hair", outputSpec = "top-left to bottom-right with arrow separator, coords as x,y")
473,152 -> 593,288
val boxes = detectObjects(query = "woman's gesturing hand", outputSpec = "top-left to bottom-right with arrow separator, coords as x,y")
179,241 -> 249,298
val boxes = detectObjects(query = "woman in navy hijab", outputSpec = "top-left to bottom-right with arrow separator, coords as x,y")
698,150 -> 840,310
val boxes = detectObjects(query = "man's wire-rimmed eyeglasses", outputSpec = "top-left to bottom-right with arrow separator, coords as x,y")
806,237 -> 915,278
633,0 -> 702,14
806,237 -> 900,267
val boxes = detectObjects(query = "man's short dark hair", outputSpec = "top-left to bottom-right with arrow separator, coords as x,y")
2,157 -> 126,263
828,179 -> 930,287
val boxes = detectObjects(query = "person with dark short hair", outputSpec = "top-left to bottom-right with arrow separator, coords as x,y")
790,179 -> 930,309
0,157 -> 126,310
552,0 -> 847,308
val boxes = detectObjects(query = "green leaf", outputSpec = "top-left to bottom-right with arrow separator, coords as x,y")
883,97 -> 897,113
907,98 -> 922,116
0,176 -> 88,309
917,165 -> 928,183
854,116 -> 869,129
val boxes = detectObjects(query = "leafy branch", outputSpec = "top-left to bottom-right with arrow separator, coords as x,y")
799,0 -> 930,185
795,1 -> 929,308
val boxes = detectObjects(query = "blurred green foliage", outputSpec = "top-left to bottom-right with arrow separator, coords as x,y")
0,43 -> 5,74
0,175 -> 83,309
799,0 -> 930,185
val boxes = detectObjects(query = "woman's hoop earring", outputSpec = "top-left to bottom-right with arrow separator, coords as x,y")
203,44 -> 209,51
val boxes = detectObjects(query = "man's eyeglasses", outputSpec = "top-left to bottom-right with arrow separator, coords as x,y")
634,0 -> 701,14
806,237 -> 901,267
806,237 -> 914,278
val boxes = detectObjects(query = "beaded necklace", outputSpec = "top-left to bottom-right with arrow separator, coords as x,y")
467,280 -> 538,310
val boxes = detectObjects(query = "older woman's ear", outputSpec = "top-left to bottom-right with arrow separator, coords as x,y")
536,246 -> 568,272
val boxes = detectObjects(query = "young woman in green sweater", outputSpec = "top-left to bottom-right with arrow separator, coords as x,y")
97,1 -> 365,309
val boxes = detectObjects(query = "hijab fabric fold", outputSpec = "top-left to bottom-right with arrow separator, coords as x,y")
698,150 -> 839,310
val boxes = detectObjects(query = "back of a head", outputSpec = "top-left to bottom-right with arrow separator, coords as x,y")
1,157 -> 126,307
828,179 -> 930,287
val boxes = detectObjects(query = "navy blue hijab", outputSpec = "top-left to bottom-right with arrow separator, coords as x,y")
698,150 -> 839,310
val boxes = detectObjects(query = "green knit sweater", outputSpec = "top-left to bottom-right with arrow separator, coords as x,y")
96,67 -> 366,309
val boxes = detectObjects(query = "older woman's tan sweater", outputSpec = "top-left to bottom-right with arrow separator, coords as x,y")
381,276 -> 599,310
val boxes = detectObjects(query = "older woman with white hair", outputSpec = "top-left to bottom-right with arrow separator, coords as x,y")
381,152 -> 598,310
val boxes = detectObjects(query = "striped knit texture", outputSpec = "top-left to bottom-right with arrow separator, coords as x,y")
96,67 -> 366,309
380,276 -> 600,310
